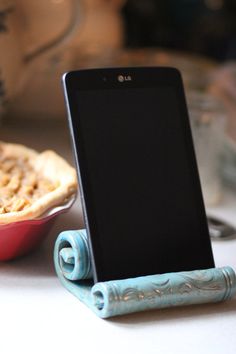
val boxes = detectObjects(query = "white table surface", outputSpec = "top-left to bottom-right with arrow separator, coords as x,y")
1,120 -> 236,354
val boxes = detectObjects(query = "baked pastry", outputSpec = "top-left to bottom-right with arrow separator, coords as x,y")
0,141 -> 77,224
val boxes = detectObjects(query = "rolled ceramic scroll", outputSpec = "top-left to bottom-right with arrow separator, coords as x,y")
54,229 -> 236,318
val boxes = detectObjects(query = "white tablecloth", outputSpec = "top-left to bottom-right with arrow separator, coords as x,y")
1,121 -> 236,354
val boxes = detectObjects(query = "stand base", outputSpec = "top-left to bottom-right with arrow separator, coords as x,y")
54,229 -> 236,318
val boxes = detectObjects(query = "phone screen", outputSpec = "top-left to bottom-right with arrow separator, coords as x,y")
72,81 -> 214,282
64,68 -> 215,282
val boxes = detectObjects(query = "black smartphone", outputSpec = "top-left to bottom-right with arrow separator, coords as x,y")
62,67 -> 215,283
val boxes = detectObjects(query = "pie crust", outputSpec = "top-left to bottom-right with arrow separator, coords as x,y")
0,141 -> 77,224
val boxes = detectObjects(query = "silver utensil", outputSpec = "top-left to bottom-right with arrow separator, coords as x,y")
208,216 -> 236,240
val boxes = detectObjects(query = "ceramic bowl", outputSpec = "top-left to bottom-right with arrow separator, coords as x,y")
0,196 -> 75,261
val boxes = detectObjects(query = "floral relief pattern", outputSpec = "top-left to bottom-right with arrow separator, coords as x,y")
108,268 -> 229,311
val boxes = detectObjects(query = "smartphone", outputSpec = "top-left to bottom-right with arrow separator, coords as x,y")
62,67 -> 215,283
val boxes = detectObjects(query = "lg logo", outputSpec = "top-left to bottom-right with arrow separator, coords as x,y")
117,75 -> 132,82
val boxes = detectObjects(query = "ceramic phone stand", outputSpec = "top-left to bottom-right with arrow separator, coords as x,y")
54,229 -> 236,318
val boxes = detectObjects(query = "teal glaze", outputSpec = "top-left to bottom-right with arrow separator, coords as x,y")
54,229 -> 236,318
54,230 -> 93,310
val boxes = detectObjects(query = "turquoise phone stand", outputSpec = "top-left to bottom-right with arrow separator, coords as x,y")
54,229 -> 236,318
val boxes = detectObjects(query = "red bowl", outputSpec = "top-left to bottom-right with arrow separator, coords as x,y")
0,197 -> 75,261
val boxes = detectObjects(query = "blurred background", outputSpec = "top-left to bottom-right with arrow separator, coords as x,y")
1,0 -> 236,207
